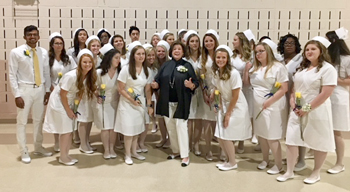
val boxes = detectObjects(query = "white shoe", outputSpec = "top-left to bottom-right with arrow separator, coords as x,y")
103,154 -> 111,160
267,165 -> 284,175
236,148 -> 244,154
303,176 -> 320,184
79,146 -> 94,154
276,174 -> 294,182
53,144 -> 60,152
71,159 -> 78,163
218,163 -> 238,171
21,151 -> 31,164
216,162 -> 227,168
131,154 -> 146,160
327,165 -> 345,174
251,135 -> 258,144
34,147 -> 53,157
294,164 -> 307,172
125,156 -> 133,165
257,161 -> 268,170
136,148 -> 142,153
58,158 -> 75,166
110,153 -> 117,159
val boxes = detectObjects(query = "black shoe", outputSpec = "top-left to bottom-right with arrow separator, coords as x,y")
167,154 -> 180,160
181,158 -> 190,167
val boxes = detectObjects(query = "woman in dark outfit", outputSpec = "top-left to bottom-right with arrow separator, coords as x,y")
151,41 -> 199,167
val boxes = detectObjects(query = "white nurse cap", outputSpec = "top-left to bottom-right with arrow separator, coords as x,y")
157,40 -> 170,51
85,35 -> 100,47
205,29 -> 220,41
77,48 -> 93,62
183,30 -> 199,42
49,32 -> 62,42
243,29 -> 256,42
312,36 -> 331,48
216,45 -> 233,57
335,27 -> 348,40
99,43 -> 114,55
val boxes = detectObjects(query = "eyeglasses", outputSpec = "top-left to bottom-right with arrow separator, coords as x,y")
54,43 -> 64,46
255,50 -> 266,55
284,41 -> 295,46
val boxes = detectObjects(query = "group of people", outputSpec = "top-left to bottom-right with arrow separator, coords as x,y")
8,24 -> 350,185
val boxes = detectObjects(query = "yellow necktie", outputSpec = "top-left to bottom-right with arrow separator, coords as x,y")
32,48 -> 41,86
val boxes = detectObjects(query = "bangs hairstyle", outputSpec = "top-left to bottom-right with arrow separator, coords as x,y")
49,36 -> 71,68
110,34 -> 127,55
201,34 -> 219,74
251,42 -> 278,78
299,40 -> 331,72
156,45 -> 170,65
186,34 -> 201,60
76,54 -> 97,100
212,48 -> 232,80
73,29 -> 88,57
128,45 -> 149,80
326,31 -> 350,67
169,40 -> 187,58
233,32 -> 252,62
98,49 -> 121,76
277,34 -> 302,55
145,47 -> 159,70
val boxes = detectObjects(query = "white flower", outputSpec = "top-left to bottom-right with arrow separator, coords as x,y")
176,65 -> 188,73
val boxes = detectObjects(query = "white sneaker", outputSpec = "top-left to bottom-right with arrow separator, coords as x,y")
267,165 -> 284,175
21,151 -> 31,164
34,147 -> 53,157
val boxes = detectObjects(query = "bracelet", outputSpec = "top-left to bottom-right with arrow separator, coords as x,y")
301,103 -> 311,112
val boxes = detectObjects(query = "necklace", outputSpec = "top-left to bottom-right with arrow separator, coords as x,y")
169,76 -> 175,88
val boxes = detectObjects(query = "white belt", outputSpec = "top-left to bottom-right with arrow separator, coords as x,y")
19,83 -> 43,88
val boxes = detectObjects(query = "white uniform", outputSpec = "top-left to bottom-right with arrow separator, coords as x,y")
197,55 -> 216,121
212,69 -> 252,140
232,56 -> 254,118
92,69 -> 119,130
330,55 -> 350,132
67,47 -> 79,64
286,62 -> 337,152
185,57 -> 204,120
43,70 -> 79,134
250,62 -> 288,140
120,57 -> 129,68
114,66 -> 152,136
50,56 -> 77,87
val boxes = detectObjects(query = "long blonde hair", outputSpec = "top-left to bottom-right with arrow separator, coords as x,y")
201,34 -> 219,74
76,54 -> 97,99
251,42 -> 278,78
233,32 -> 252,62
156,45 -> 169,66
145,47 -> 159,70
212,48 -> 232,80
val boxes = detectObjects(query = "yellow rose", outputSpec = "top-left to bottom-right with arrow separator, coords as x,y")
127,88 -> 134,93
200,74 -> 205,80
101,84 -> 106,90
295,92 -> 302,99
25,50 -> 30,56
275,82 -> 281,88
58,72 -> 63,78
74,99 -> 80,105
215,90 -> 220,95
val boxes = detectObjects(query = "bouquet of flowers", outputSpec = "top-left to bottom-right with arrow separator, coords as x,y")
255,81 -> 281,119
128,88 -> 142,104
214,90 -> 220,112
294,92 -> 304,140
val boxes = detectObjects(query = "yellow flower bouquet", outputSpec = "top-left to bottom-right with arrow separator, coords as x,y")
128,88 -> 142,104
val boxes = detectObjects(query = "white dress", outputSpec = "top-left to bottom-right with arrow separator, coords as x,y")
197,55 -> 216,121
43,70 -> 79,134
250,62 -> 288,140
330,55 -> 350,132
212,69 -> 252,140
232,56 -> 254,118
185,57 -> 204,120
286,62 -> 337,152
50,56 -> 77,87
120,56 -> 129,68
67,47 -> 79,64
114,65 -> 152,136
92,69 -> 119,130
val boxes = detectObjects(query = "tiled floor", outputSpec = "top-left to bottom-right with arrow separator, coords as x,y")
0,123 -> 349,192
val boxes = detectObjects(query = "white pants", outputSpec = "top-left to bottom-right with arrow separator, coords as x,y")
16,85 -> 45,152
164,102 -> 189,158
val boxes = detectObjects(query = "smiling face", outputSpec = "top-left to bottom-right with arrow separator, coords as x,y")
255,44 -> 267,63
215,51 -> 228,69
24,30 -> 40,46
113,37 -> 124,51
172,44 -> 184,61
146,50 -> 156,65
80,55 -> 93,74
156,46 -> 166,59
89,40 -> 101,56
134,47 -> 145,64
304,43 -> 321,63
189,35 -> 200,51
204,35 -> 215,51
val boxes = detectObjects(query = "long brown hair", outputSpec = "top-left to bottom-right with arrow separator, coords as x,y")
49,36 -> 70,68
186,34 -> 201,61
251,42 -> 278,78
201,34 -> 219,74
128,45 -> 149,80
299,40 -> 331,72
212,48 -> 232,80
110,34 -> 127,56
76,54 -> 97,99
233,32 -> 252,62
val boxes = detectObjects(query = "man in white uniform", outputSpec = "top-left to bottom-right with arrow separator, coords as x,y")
9,25 -> 52,163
